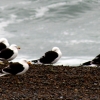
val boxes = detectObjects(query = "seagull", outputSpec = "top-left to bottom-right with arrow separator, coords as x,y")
0,44 -> 20,61
31,47 -> 62,64
82,54 -> 100,67
0,59 -> 31,77
0,38 -> 9,51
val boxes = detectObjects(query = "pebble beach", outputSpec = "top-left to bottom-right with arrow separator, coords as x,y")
0,63 -> 100,100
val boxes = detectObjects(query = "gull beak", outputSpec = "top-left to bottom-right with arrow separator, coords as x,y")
17,46 -> 20,49
27,61 -> 32,66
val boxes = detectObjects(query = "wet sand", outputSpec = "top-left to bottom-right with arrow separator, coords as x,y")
0,63 -> 100,100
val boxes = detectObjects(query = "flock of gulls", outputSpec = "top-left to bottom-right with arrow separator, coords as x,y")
0,38 -> 62,77
0,38 -> 99,78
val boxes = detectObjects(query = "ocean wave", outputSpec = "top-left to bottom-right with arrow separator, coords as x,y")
66,0 -> 83,5
54,56 -> 94,66
18,1 -> 31,5
35,2 -> 67,18
49,40 -> 61,44
70,40 -> 95,44
63,31 -> 74,36
26,56 -> 94,66
47,2 -> 67,8
66,40 -> 100,45
0,5 -> 8,10
0,14 -> 17,29
0,1 -> 31,12
0,14 -> 17,37
35,7 -> 49,18
49,39 -> 100,45
34,0 -> 92,19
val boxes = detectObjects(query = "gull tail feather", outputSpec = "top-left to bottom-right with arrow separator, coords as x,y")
0,73 -> 7,77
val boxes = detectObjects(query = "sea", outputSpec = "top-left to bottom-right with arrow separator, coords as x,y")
0,0 -> 100,66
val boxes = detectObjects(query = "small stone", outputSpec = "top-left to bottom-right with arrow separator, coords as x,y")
0,88 -> 2,92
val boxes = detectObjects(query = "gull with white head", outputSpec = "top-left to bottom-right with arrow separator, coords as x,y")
0,44 -> 20,61
31,47 -> 62,64
0,59 -> 31,77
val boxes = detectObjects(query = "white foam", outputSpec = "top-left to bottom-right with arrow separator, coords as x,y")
35,2 -> 67,18
18,1 -> 31,5
63,31 -> 70,35
0,21 -> 10,29
0,1 -> 31,11
63,31 -> 74,36
0,20 -> 13,36
70,40 -> 94,44
65,40 -> 100,45
0,14 -> 17,37
0,5 -> 8,10
35,7 -> 49,18
66,0 -> 83,5
26,56 -> 95,67
47,2 -> 67,8
54,56 -> 94,66
49,40 -> 61,43
49,39 -> 100,44
0,14 -> 17,28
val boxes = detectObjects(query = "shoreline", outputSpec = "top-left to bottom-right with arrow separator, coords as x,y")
0,64 -> 100,99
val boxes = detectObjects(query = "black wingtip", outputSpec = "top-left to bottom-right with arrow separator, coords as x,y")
82,61 -> 91,66
31,60 -> 38,63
